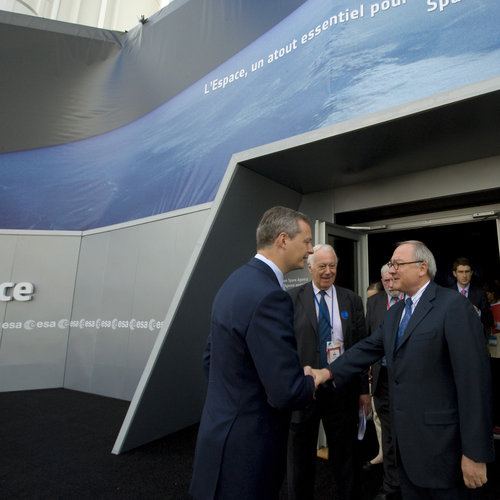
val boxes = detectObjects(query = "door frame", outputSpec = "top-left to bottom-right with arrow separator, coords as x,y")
316,203 -> 500,303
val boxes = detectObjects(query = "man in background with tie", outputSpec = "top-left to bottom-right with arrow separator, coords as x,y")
451,256 -> 493,339
287,244 -> 370,500
313,240 -> 495,499
365,264 -> 403,500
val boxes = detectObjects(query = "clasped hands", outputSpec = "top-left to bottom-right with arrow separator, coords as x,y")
304,365 -> 331,388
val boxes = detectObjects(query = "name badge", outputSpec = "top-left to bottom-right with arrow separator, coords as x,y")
327,340 -> 343,363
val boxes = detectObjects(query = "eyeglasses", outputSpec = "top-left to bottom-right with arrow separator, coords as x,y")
386,260 -> 423,271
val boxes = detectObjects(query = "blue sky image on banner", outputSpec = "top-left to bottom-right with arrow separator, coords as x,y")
1,0 -> 500,230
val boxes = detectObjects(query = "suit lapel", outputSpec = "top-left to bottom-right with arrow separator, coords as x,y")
389,301 -> 404,351
300,282 -> 318,332
335,286 -> 348,340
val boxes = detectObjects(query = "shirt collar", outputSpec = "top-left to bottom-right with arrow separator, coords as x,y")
387,293 -> 400,304
255,253 -> 284,289
407,280 -> 431,309
312,282 -> 334,298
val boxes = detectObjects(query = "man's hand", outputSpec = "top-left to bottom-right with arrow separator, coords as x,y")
303,366 -> 332,388
312,368 -> 332,387
461,454 -> 487,489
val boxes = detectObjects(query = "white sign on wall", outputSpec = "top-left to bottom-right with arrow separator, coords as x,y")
0,282 -> 35,302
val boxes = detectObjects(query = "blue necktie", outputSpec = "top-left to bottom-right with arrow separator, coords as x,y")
318,290 -> 331,368
396,297 -> 413,348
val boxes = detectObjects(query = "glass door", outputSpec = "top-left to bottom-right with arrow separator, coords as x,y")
282,220 -> 368,298
316,221 -> 368,300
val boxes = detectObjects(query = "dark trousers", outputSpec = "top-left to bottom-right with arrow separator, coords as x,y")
373,366 -> 400,494
287,384 -> 360,500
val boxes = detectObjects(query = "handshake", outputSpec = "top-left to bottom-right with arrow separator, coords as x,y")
304,365 -> 332,388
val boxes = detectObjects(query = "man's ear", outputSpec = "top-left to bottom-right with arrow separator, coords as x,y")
420,261 -> 429,277
276,232 -> 287,249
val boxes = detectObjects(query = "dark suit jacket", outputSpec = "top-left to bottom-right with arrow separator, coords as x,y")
330,281 -> 495,489
190,258 -> 315,500
288,281 -> 368,423
365,291 -> 390,395
450,283 -> 494,334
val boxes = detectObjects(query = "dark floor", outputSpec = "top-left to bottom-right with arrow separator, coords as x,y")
0,389 -> 498,499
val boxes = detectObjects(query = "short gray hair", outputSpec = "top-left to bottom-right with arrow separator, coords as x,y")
308,244 -> 338,267
380,263 -> 390,275
256,206 -> 311,250
397,240 -> 437,279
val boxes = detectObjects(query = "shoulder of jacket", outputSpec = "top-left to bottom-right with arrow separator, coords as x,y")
288,281 -> 311,295
335,284 -> 361,301
367,291 -> 385,303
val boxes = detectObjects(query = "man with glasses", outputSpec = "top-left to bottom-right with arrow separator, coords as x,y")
313,240 -> 494,499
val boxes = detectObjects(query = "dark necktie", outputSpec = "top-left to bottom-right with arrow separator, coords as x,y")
396,297 -> 413,348
318,290 -> 331,368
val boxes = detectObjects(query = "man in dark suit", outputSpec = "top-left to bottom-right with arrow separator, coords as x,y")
313,240 -> 495,498
451,256 -> 493,338
287,244 -> 370,500
366,264 -> 402,500
190,206 -> 318,500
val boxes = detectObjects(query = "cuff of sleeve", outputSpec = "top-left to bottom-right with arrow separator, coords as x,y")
326,368 -> 335,387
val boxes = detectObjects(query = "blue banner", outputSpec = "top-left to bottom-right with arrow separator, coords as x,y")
1,0 -> 499,230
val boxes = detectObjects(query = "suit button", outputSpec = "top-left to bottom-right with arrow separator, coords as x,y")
394,379 -> 399,385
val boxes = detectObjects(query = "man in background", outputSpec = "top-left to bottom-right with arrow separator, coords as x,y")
287,244 -> 370,500
365,264 -> 403,500
190,206 -> 318,500
451,256 -> 493,338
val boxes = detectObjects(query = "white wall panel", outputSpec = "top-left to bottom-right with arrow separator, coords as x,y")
65,207 -> 210,400
0,206 -> 209,398
0,233 -> 81,391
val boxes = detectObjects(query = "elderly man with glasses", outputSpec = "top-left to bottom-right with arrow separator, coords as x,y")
313,240 -> 494,500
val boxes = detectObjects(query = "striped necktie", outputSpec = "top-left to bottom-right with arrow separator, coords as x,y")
318,290 -> 331,368
396,297 -> 413,348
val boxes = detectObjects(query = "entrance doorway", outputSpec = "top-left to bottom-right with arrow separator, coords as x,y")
366,219 -> 500,289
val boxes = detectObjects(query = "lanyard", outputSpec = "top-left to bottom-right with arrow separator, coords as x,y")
314,290 -> 333,329
387,292 -> 404,310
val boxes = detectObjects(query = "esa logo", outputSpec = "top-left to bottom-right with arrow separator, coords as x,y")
0,282 -> 35,302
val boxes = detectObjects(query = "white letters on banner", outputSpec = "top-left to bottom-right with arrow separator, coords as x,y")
0,282 -> 35,302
